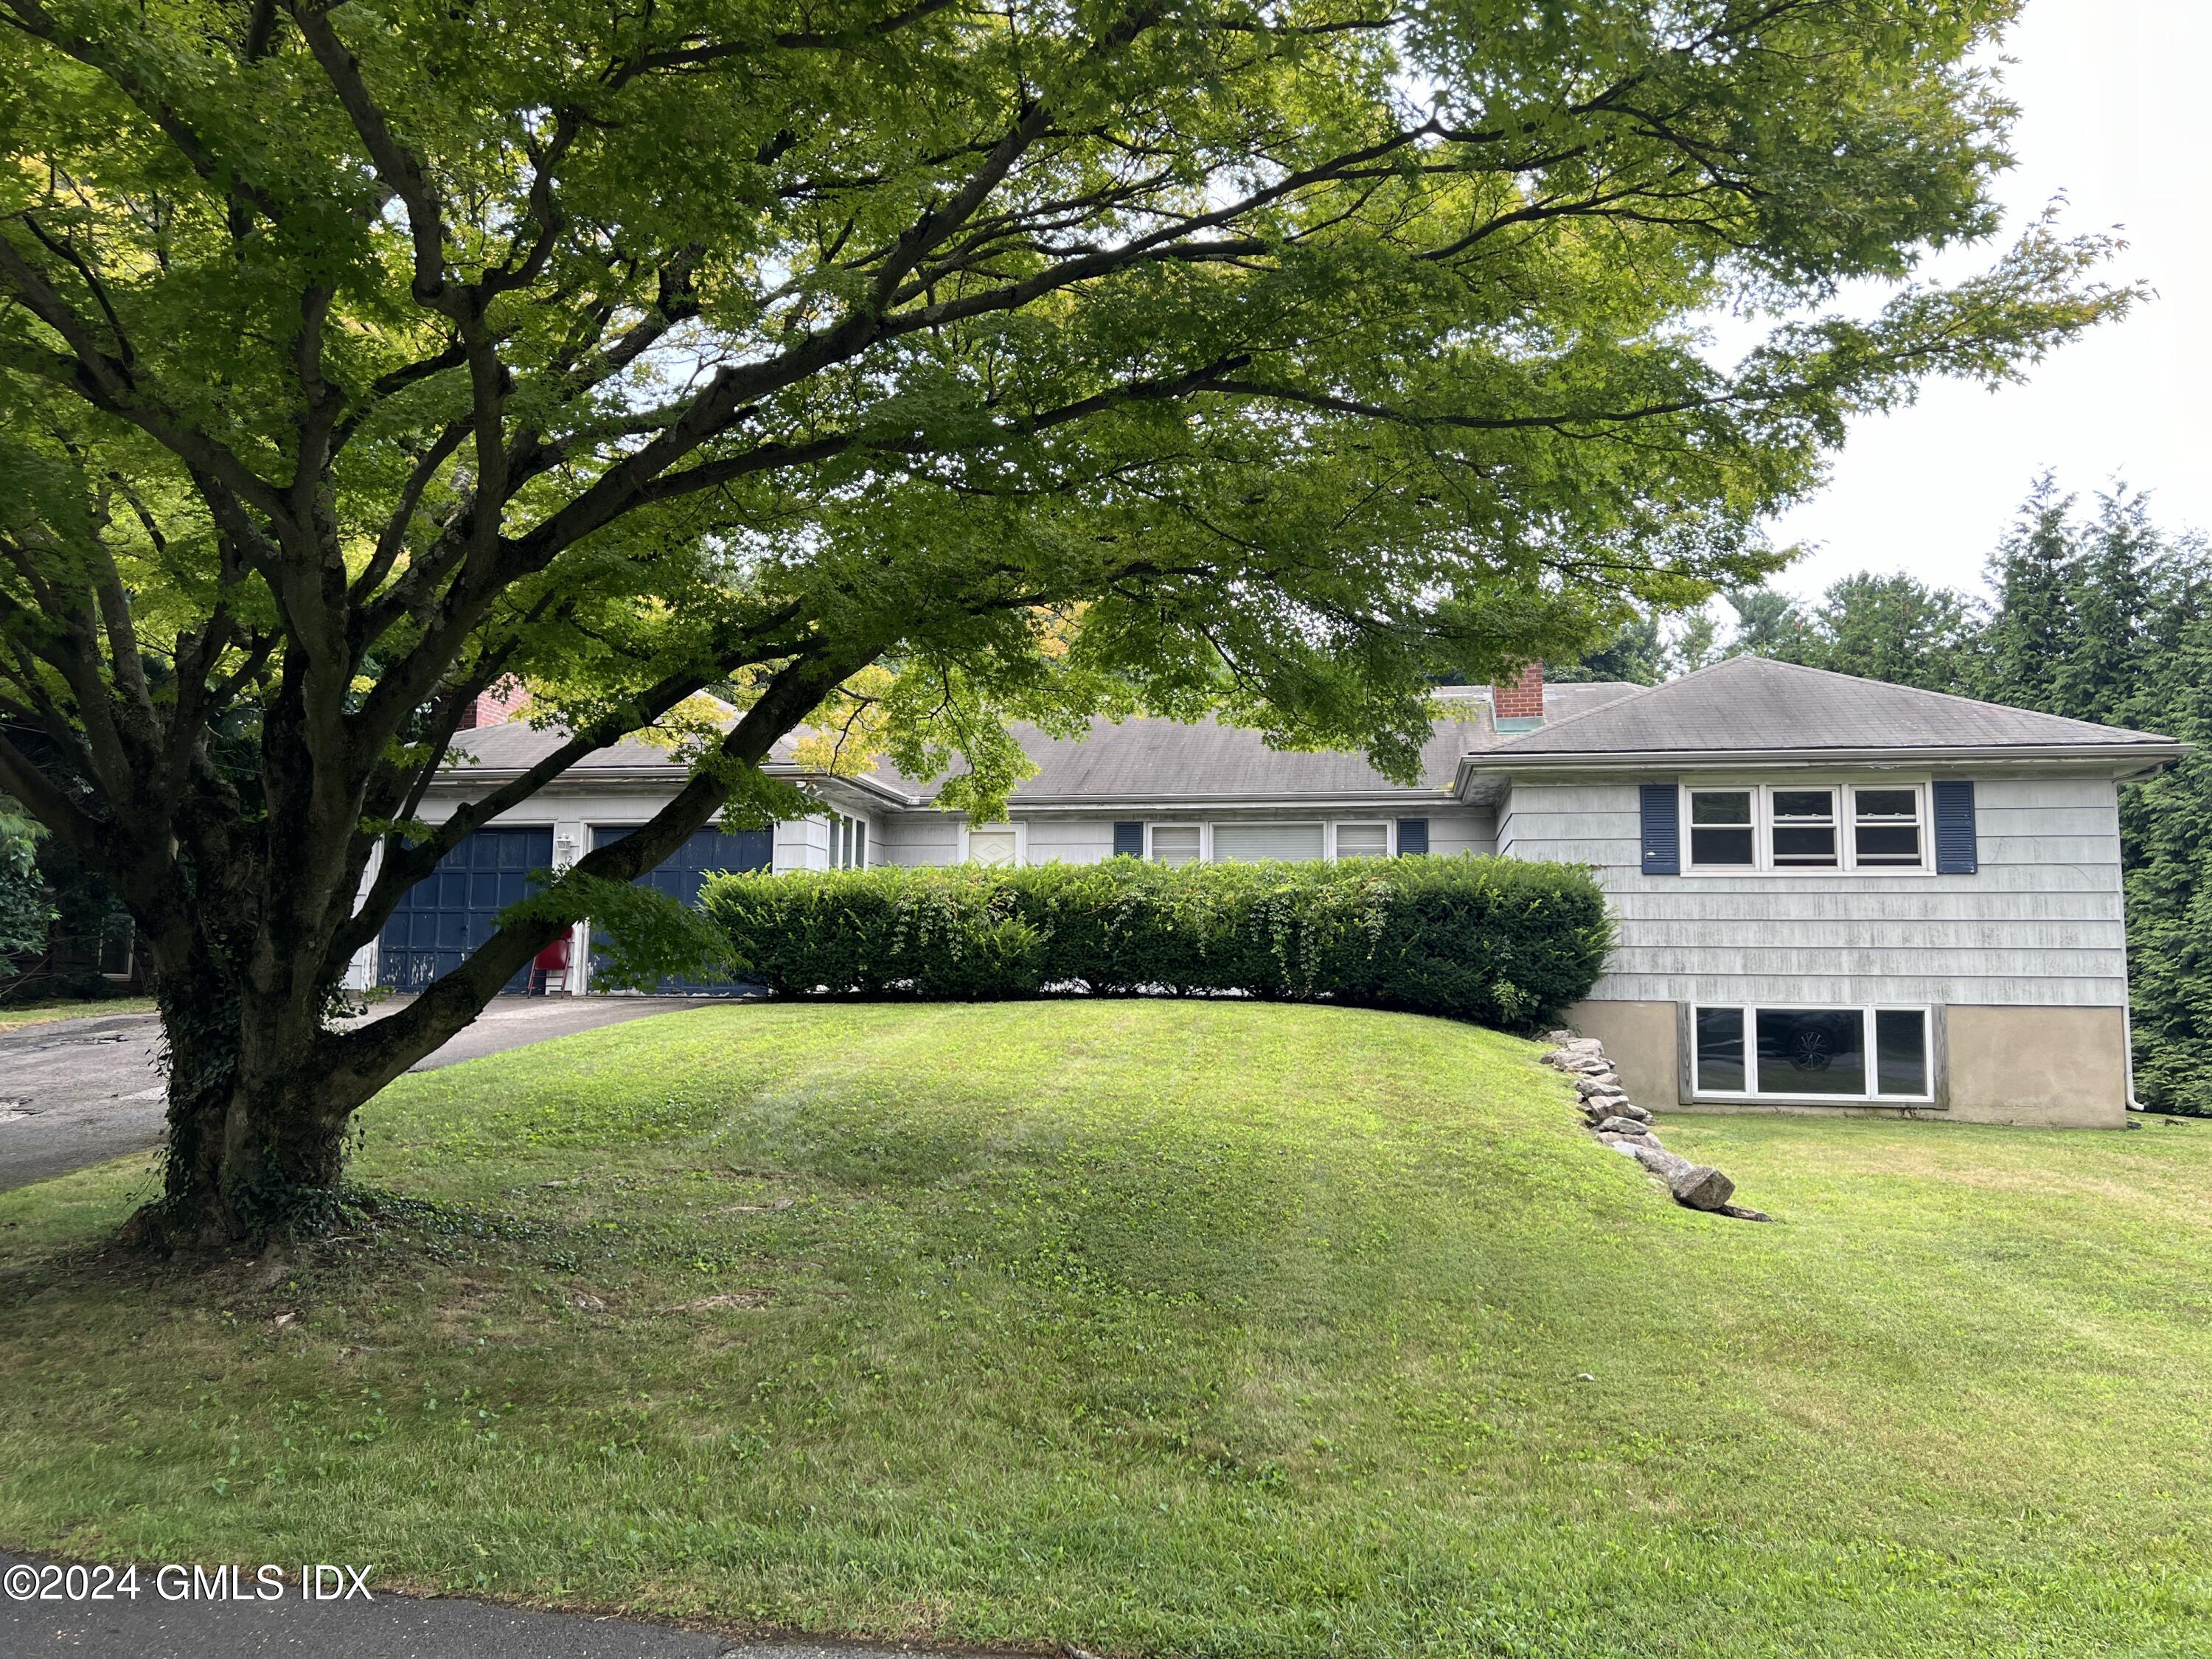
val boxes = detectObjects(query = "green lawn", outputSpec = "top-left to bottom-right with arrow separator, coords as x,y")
0,995 -> 155,1034
1,1001 -> 2208,1656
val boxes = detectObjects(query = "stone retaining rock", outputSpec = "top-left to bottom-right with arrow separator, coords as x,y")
1545,1032 -> 1763,1222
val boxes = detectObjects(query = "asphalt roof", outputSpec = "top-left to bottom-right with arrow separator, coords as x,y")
1479,655 -> 2182,760
442,681 -> 1644,804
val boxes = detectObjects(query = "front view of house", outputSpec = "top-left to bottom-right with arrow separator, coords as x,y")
355,655 -> 2183,1128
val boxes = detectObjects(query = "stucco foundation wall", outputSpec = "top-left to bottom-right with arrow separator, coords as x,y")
1565,997 -> 2130,1127
1944,1004 -> 2129,1128
1562,998 -> 1679,1110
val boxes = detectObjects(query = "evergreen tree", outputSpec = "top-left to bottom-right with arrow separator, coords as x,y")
1723,575 -> 1978,690
1725,589 -> 1814,659
1983,474 -> 2079,708
1552,614 -> 1667,685
2056,490 -> 2160,726
1667,606 -> 1724,677
1799,573 -> 1982,691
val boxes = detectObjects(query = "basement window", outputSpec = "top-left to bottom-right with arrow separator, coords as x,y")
1692,1004 -> 1932,1102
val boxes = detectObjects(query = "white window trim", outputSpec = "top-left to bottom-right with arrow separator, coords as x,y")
1690,1003 -> 1935,1104
1206,820 -> 1329,863
1138,818 -> 1405,865
1331,820 -> 1394,860
1680,780 -> 1930,876
1145,821 -> 1204,863
959,818 -> 1026,866
827,810 -> 871,870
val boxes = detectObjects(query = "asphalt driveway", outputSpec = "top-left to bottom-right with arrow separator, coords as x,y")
0,1549 -> 883,1658
0,997 -> 745,1194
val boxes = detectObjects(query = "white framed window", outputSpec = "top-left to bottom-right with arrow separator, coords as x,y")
1851,787 -> 1924,867
1682,782 -> 1927,874
1691,1004 -> 1932,1102
963,823 -> 1020,866
1148,824 -> 1202,866
828,812 -> 869,869
1333,821 -> 1391,860
1210,821 -> 1326,863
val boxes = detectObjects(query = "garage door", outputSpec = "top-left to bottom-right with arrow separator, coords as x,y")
375,827 -> 552,992
588,824 -> 773,994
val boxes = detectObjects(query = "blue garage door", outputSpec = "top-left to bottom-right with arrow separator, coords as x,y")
375,827 -> 552,993
588,824 -> 773,995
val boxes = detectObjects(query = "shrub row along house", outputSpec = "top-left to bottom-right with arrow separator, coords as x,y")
357,655 -> 2184,1128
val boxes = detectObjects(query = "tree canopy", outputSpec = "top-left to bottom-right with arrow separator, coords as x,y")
0,0 -> 2133,1242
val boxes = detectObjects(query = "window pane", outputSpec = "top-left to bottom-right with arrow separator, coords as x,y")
1856,824 -> 1921,863
968,828 -> 1018,866
1875,1009 -> 1928,1096
1150,826 -> 1200,866
1211,822 -> 1326,863
1856,789 -> 1916,818
1853,787 -> 1922,867
1690,790 -> 1752,825
1772,790 -> 1834,819
1695,1006 -> 1746,1093
1335,823 -> 1390,858
1755,1008 -> 1867,1096
855,818 -> 867,869
1771,825 -> 1837,864
1689,826 -> 1756,865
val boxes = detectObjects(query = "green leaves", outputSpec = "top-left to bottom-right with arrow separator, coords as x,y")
701,853 -> 1611,1026
495,870 -> 732,992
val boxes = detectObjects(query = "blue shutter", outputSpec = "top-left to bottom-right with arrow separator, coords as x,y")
1111,821 -> 1144,858
1639,783 -> 1680,875
1395,818 -> 1430,856
1933,780 -> 1978,873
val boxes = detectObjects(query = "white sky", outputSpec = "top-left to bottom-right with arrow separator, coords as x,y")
1757,0 -> 2211,602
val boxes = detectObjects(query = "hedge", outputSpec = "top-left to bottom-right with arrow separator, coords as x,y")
700,855 -> 1612,1029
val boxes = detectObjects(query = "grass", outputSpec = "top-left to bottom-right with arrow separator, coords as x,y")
1,999 -> 2209,1657
0,995 -> 155,1034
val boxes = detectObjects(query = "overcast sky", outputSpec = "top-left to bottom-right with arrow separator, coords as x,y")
1756,0 -> 2209,603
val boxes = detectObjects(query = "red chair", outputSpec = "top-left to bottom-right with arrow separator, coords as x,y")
529,934 -> 572,995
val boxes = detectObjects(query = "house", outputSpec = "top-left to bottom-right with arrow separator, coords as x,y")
358,656 -> 2185,1128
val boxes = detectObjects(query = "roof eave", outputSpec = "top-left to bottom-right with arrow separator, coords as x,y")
1457,741 -> 2190,791
984,789 -> 1460,813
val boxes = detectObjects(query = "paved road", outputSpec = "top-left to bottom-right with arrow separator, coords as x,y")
0,1551 -> 883,1658
0,997 -> 748,1194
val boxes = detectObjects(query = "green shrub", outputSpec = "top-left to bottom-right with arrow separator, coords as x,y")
702,855 -> 1610,1029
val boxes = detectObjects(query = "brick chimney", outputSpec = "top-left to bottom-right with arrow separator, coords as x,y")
456,677 -> 531,729
1491,661 -> 1545,726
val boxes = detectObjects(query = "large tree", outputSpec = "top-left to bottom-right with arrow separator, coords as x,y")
0,0 -> 2128,1245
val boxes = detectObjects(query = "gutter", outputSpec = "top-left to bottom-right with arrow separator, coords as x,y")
428,770 -> 1465,817
1455,742 -> 2188,796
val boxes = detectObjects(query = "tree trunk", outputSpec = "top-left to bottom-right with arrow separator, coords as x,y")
121,953 -> 355,1250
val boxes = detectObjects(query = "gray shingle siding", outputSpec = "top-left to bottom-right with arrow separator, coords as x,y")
1503,774 -> 2129,1008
